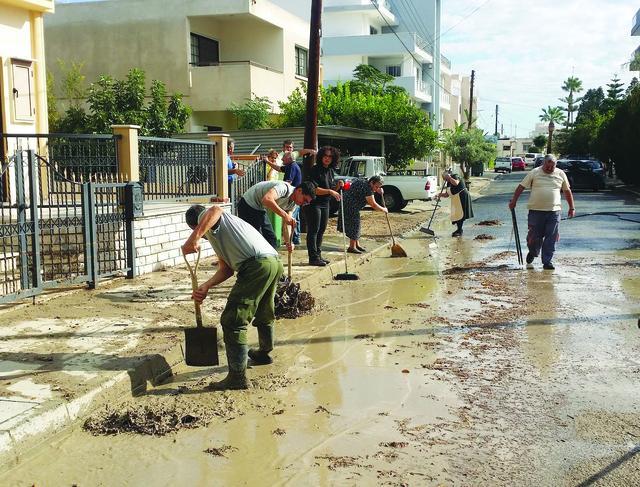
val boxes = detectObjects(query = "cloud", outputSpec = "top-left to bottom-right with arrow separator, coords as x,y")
441,0 -> 639,136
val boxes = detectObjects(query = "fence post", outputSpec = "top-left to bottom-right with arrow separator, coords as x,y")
112,125 -> 140,181
208,133 -> 229,200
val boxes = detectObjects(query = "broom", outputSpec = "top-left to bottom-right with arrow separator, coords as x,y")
335,190 -> 359,280
380,189 -> 407,257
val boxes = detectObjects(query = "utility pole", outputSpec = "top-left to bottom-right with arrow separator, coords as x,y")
303,0 -> 322,180
494,104 -> 499,136
467,69 -> 475,129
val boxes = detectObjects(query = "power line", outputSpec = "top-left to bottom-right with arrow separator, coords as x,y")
438,0 -> 493,41
370,0 -> 454,97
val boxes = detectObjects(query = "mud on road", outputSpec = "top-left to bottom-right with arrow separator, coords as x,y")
2,228 -> 639,486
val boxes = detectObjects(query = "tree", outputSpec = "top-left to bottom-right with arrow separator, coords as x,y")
276,67 -> 438,167
528,145 -> 542,153
539,106 -> 566,154
625,77 -> 639,98
603,76 -> 625,111
532,135 -> 547,151
351,64 -> 394,92
575,87 -> 605,124
560,76 -> 583,127
49,67 -> 191,136
230,94 -> 272,129
440,123 -> 496,181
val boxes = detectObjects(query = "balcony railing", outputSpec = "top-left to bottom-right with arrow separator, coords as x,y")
441,54 -> 451,70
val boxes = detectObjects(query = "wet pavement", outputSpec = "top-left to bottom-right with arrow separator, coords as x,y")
1,173 -> 639,485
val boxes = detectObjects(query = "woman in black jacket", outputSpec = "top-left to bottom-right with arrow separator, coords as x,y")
305,146 -> 342,266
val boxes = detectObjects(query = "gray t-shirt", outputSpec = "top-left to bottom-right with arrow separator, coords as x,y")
242,181 -> 296,212
201,211 -> 278,271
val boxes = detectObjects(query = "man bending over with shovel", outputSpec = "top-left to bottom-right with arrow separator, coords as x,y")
183,205 -> 284,390
237,180 -> 317,249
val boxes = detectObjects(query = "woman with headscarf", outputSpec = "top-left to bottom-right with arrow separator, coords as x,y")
304,146 -> 342,266
439,172 -> 474,237
337,175 -> 387,253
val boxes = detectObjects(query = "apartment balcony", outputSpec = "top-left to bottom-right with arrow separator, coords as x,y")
440,54 -> 451,74
393,76 -> 432,103
11,0 -> 54,12
440,92 -> 451,110
632,8 -> 640,36
324,0 -> 396,25
323,32 -> 433,62
189,61 -> 285,112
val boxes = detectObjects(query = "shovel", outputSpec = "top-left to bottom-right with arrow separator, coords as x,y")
380,192 -> 407,257
183,249 -> 219,366
420,177 -> 449,237
510,208 -> 524,267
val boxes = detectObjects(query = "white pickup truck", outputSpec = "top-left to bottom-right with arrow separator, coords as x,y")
332,156 -> 438,212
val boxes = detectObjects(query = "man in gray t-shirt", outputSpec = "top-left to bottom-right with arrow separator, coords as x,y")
237,180 -> 316,249
182,205 -> 284,390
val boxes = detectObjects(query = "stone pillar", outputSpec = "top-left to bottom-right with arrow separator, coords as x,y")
112,125 -> 140,181
208,133 -> 229,200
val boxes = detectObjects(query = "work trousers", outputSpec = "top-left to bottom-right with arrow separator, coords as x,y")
220,256 -> 284,372
305,205 -> 329,262
237,198 -> 278,249
527,210 -> 561,265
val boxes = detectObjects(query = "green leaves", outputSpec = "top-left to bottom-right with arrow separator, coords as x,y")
440,124 -> 496,179
49,66 -> 191,136
229,94 -> 272,130
275,65 -> 438,167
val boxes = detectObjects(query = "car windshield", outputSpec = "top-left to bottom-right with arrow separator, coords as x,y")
525,153 -> 535,158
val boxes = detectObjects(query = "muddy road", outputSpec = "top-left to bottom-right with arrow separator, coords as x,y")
1,177 -> 639,486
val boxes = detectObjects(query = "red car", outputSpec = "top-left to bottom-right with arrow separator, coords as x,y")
511,157 -> 526,171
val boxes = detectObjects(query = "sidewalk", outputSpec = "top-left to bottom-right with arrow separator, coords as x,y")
0,175 -> 493,466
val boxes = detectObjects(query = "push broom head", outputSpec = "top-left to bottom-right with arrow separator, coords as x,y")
335,272 -> 359,280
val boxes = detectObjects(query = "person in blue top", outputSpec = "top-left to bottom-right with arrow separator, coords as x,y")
227,139 -> 245,204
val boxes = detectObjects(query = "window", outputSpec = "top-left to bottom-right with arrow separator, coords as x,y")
11,60 -> 35,122
386,65 -> 401,77
190,33 -> 219,66
502,145 -> 511,151
295,46 -> 308,77
370,26 -> 378,35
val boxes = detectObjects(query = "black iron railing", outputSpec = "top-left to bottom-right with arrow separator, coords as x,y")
138,137 -> 217,200
231,158 -> 266,213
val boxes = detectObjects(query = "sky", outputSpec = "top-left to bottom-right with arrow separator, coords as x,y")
441,0 -> 640,137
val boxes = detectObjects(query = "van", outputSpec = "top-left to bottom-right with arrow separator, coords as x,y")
524,153 -> 542,168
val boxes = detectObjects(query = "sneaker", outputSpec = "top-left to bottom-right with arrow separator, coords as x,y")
347,247 -> 362,254
321,257 -> 330,264
451,229 -> 463,237
309,259 -> 326,267
543,262 -> 555,270
526,252 -> 534,269
356,245 -> 367,252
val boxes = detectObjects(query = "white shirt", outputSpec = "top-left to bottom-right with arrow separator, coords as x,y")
520,167 -> 570,211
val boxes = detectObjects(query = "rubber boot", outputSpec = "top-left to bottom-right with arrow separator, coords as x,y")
249,326 -> 274,365
209,344 -> 250,390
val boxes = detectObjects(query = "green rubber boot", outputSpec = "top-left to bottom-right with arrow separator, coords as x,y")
208,344 -> 250,390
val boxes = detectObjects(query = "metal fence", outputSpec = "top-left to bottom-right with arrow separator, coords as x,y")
1,133 -> 119,185
138,137 -> 217,200
0,148 -> 136,303
231,157 -> 266,213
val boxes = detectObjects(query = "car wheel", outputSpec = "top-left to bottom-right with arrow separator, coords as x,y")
383,188 -> 403,212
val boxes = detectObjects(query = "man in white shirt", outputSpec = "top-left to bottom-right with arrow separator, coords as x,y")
508,154 -> 575,270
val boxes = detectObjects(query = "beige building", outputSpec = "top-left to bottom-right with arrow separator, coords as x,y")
0,0 -> 53,138
44,0 -> 310,132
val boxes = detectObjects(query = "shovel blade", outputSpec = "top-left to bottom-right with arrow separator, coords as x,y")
184,326 -> 219,366
390,243 -> 407,258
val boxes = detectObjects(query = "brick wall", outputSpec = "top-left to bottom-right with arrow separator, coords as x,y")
133,204 -> 229,275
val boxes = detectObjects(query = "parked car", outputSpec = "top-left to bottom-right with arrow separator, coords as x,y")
333,156 -> 439,212
524,152 -> 542,168
511,157 -> 526,171
556,159 -> 606,191
494,156 -> 512,173
534,156 -> 545,168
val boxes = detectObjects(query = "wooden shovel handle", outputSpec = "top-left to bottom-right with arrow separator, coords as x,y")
283,220 -> 293,279
183,250 -> 203,328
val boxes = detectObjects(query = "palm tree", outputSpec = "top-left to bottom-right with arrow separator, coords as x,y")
560,76 -> 583,128
539,106 -> 566,154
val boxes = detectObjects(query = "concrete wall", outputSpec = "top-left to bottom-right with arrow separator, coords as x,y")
0,3 -> 49,135
44,0 -> 309,132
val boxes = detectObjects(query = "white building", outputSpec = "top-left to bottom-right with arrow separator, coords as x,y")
44,0 -> 310,132
631,7 -> 640,70
314,0 -> 452,129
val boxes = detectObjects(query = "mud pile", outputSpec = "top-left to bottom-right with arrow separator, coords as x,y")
84,402 -> 209,436
477,220 -> 501,226
274,277 -> 315,319
474,234 -> 496,240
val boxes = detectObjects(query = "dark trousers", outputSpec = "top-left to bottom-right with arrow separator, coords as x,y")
527,210 -> 561,265
237,198 -> 278,249
305,205 -> 329,261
